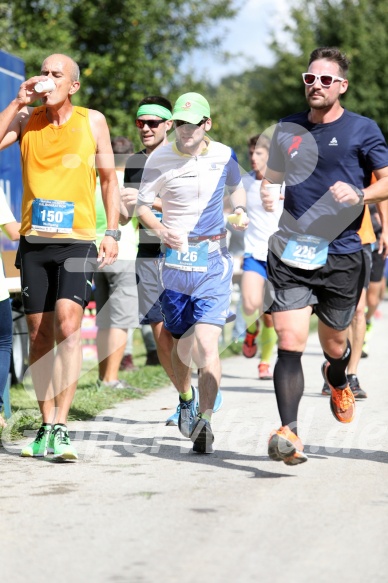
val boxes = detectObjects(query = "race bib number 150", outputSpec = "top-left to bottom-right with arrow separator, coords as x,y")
32,199 -> 75,233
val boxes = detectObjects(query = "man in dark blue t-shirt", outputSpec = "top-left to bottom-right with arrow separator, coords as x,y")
260,46 -> 388,466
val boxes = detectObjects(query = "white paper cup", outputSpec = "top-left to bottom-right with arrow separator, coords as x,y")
34,78 -> 56,93
265,183 -> 281,207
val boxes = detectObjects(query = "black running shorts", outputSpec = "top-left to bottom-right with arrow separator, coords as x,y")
267,249 -> 365,331
361,244 -> 373,289
17,236 -> 98,314
370,243 -> 385,283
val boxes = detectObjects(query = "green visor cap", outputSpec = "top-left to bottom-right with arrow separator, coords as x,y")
171,92 -> 211,124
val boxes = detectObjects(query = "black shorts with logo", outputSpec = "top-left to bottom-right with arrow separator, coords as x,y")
17,236 -> 97,314
267,249 -> 365,331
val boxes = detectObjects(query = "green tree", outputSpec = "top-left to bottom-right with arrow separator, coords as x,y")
2,0 -> 240,139
0,4 -> 13,52
252,0 -> 388,137
207,73 -> 269,169
306,0 -> 388,135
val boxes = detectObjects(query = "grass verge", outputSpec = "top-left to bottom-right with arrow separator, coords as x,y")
3,363 -> 171,441
1,314 -> 318,441
1,323 -> 242,441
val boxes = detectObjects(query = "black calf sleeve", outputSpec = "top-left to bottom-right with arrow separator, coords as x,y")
273,349 -> 304,434
323,339 -> 351,388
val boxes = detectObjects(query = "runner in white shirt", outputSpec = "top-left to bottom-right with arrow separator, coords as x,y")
241,134 -> 283,379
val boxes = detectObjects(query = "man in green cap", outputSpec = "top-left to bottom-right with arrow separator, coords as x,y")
136,92 -> 248,454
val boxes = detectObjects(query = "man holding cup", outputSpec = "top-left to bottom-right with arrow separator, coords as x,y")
261,46 -> 388,465
0,53 -> 119,460
136,92 -> 248,454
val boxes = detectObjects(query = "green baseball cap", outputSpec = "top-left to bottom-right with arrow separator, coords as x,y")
171,92 -> 211,124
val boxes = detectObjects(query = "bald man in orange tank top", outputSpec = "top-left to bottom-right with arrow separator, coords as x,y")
0,53 -> 120,460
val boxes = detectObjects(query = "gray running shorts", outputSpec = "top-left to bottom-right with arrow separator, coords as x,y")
94,260 -> 139,329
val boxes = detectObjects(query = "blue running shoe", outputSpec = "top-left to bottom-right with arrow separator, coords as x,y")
213,389 -> 223,413
165,405 -> 180,426
177,386 -> 198,438
166,387 -> 222,426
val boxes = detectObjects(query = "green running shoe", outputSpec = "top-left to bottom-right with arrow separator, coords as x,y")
49,424 -> 78,461
20,424 -> 52,457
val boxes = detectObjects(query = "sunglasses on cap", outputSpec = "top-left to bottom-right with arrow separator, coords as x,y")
174,117 -> 208,128
135,118 -> 166,129
302,73 -> 345,88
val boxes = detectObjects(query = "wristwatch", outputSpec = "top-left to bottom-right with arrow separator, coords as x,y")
105,229 -> 121,241
352,186 -> 365,206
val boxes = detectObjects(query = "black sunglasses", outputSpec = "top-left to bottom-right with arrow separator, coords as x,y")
135,118 -> 166,129
174,117 -> 208,128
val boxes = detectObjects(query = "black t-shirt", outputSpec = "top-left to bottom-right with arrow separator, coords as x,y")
124,150 -> 161,258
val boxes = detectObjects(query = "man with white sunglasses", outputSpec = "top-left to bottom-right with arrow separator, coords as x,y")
261,46 -> 388,465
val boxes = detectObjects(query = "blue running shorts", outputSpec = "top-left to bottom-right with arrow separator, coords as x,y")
159,250 -> 233,337
242,254 -> 268,279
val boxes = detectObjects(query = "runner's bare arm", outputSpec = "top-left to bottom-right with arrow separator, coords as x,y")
376,199 -> 388,257
89,109 -> 119,267
1,221 -> 21,241
136,203 -> 162,232
331,168 -> 388,205
119,186 -> 139,225
364,167 -> 388,204
229,185 -> 249,230
136,202 -> 184,247
0,76 -> 51,149
229,186 -> 246,211
262,169 -> 285,187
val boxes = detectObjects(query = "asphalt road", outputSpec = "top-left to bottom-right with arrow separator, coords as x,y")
1,301 -> 387,583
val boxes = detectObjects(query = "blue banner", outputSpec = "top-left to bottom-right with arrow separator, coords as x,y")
0,50 -> 25,250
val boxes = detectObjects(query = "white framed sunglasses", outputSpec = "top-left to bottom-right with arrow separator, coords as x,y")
302,72 -> 345,88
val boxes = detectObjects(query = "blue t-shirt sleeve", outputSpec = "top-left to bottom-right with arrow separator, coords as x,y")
226,148 -> 243,187
361,120 -> 388,171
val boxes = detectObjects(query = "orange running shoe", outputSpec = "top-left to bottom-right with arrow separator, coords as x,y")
258,362 -> 273,380
321,362 -> 355,423
268,426 -> 307,465
242,321 -> 259,358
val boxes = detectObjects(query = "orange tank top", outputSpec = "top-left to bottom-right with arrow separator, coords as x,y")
20,105 -> 97,240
